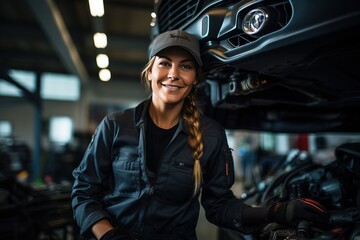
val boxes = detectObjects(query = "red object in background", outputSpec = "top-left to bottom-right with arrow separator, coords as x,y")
297,134 -> 309,151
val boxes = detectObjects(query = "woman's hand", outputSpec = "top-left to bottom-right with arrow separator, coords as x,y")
267,198 -> 329,226
92,219 -> 114,240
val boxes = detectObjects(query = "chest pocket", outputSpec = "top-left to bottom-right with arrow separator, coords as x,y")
113,146 -> 140,197
158,158 -> 194,205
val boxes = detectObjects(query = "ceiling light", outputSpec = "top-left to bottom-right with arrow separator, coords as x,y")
93,32 -> 107,48
99,69 -> 111,81
96,54 -> 109,68
88,0 -> 104,17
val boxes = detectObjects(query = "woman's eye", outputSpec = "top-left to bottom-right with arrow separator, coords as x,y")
181,64 -> 192,70
159,61 -> 171,67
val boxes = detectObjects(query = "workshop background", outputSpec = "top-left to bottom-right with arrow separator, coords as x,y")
1,1 -> 359,240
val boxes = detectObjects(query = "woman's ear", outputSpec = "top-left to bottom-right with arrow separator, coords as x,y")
148,72 -> 152,81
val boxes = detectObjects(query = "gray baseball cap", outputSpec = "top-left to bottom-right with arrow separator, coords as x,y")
149,30 -> 202,66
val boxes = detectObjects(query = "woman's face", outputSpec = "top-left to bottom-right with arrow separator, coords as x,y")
149,47 -> 197,107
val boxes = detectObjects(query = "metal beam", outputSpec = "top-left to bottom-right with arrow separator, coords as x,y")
25,0 -> 89,84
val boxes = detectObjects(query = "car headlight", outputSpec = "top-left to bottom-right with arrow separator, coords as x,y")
242,8 -> 269,35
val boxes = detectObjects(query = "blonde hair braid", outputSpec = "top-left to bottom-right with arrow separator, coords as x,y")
182,91 -> 204,195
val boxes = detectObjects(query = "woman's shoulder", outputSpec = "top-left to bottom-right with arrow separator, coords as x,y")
200,114 -> 226,136
101,109 -> 129,126
106,100 -> 147,124
107,107 -> 134,121
100,106 -> 138,130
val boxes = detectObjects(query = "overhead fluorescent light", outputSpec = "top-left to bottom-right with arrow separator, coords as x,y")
93,32 -> 107,48
96,54 -> 109,68
88,0 -> 104,17
99,69 -> 111,81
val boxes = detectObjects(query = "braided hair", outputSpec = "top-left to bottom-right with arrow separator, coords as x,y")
182,91 -> 204,195
141,57 -> 204,195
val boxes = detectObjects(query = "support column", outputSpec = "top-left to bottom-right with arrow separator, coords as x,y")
32,72 -> 42,182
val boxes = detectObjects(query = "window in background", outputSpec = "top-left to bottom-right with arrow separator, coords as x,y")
0,70 -> 36,97
0,120 -> 12,138
41,72 -> 80,101
0,70 -> 81,101
49,116 -> 73,144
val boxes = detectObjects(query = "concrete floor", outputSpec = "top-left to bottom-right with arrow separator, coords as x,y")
196,205 -> 218,240
196,179 -> 243,240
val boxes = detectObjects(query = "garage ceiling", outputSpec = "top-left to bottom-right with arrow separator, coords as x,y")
0,0 -> 153,84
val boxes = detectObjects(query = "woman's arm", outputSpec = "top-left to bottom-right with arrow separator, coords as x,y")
71,116 -> 114,236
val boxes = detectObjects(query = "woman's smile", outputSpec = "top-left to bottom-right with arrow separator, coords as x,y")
161,82 -> 184,90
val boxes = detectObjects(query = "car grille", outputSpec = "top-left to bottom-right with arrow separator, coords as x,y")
157,0 -> 201,32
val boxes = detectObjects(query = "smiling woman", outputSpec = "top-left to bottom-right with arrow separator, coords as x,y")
71,29 -> 329,240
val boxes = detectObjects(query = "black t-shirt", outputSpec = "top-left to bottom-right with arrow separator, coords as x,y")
146,111 -> 178,182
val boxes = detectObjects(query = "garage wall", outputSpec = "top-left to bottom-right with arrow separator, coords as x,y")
0,79 -> 148,151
